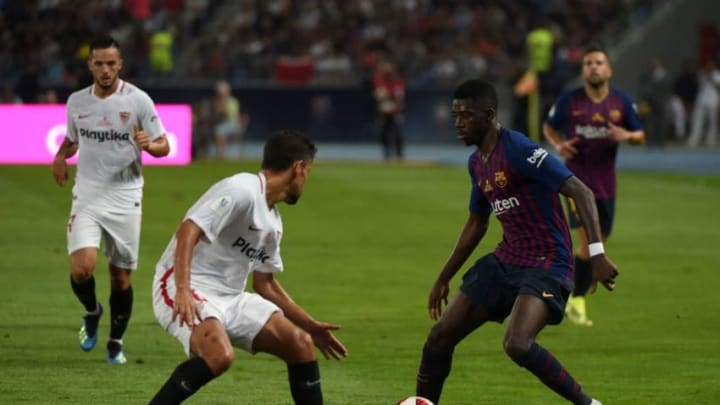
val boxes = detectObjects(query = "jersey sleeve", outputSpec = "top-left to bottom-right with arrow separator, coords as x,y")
187,185 -> 252,243
253,242 -> 284,274
545,92 -> 570,133
135,90 -> 166,141
620,92 -> 643,131
468,155 -> 492,215
513,137 -> 573,191
65,97 -> 78,143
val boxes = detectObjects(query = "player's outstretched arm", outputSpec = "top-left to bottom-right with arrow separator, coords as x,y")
559,176 -> 618,291
252,272 -> 348,360
51,137 -> 78,186
429,212 -> 489,320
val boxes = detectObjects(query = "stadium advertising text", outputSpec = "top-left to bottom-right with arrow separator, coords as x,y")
0,104 -> 192,165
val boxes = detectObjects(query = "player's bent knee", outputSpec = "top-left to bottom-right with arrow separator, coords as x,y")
426,323 -> 456,351
108,269 -> 131,290
287,329 -> 315,362
197,339 -> 234,375
204,349 -> 234,375
191,322 -> 235,375
70,265 -> 94,282
70,250 -> 97,281
503,335 -> 533,363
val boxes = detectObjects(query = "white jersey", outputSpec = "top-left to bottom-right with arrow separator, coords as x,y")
66,80 -> 166,192
156,172 -> 284,295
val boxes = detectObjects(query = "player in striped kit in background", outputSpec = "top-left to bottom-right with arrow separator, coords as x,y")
544,45 -> 645,326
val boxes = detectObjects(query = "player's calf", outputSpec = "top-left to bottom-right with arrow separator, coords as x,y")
288,361 -> 323,405
149,357 -> 216,405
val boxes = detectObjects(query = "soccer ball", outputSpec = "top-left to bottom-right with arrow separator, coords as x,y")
396,396 -> 435,405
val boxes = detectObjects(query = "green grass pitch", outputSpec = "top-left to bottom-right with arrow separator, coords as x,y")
0,161 -> 719,404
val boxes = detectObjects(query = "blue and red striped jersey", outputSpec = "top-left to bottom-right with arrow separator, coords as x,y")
545,87 -> 643,199
469,128 -> 574,280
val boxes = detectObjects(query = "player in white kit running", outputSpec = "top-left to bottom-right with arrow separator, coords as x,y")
149,130 -> 347,405
51,35 -> 170,365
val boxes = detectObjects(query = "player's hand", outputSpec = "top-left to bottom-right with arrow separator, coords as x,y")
51,156 -> 68,186
134,125 -> 151,150
308,320 -> 348,360
607,122 -> 630,143
172,287 -> 202,328
555,137 -> 579,159
589,255 -> 619,292
428,280 -> 450,321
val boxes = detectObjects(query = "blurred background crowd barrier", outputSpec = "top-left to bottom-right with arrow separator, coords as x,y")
1,0 -> 719,160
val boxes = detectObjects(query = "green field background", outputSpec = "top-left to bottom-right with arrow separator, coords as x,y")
1,162 -> 718,404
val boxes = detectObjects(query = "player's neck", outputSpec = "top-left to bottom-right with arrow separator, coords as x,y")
478,128 -> 499,162
261,170 -> 288,209
93,79 -> 121,99
584,84 -> 609,102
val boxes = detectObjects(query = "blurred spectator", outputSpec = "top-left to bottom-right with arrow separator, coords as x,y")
39,88 -> 59,104
212,80 -> 248,160
687,60 -> 720,148
637,58 -> 672,146
149,23 -> 175,75
312,42 -> 353,86
373,61 -> 405,161
2,83 -> 22,104
669,60 -> 699,141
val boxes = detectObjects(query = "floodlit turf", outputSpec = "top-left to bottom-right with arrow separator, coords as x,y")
1,161 -> 719,404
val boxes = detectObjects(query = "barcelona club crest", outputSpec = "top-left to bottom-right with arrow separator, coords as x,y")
119,111 -> 131,124
494,171 -> 507,188
609,108 -> 622,122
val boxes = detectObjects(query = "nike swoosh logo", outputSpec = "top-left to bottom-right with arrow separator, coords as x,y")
248,225 -> 261,231
180,380 -> 192,392
79,114 -> 91,119
304,379 -> 321,387
542,292 -> 554,298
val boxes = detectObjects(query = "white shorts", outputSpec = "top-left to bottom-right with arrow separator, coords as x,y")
67,185 -> 142,269
152,267 -> 280,355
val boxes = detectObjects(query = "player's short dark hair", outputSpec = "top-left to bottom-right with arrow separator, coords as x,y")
453,79 -> 498,109
583,44 -> 609,59
90,35 -> 121,53
262,130 -> 317,171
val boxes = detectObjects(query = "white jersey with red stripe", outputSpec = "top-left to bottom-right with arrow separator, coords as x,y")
66,80 -> 166,193
156,172 -> 284,295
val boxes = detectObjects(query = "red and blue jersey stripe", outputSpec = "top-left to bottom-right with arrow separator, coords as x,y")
469,128 -> 574,280
545,87 -> 643,199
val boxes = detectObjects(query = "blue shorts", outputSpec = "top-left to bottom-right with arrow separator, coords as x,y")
565,197 -> 615,237
459,254 -> 571,325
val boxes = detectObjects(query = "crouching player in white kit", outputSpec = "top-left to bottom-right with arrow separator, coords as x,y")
149,130 -> 347,404
52,35 -> 170,364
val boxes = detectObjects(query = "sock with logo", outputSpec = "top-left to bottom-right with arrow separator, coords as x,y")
416,344 -> 454,404
149,357 -> 215,405
109,285 -> 133,340
573,256 -> 592,296
287,361 -> 323,405
509,342 -> 591,404
70,274 -> 98,312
